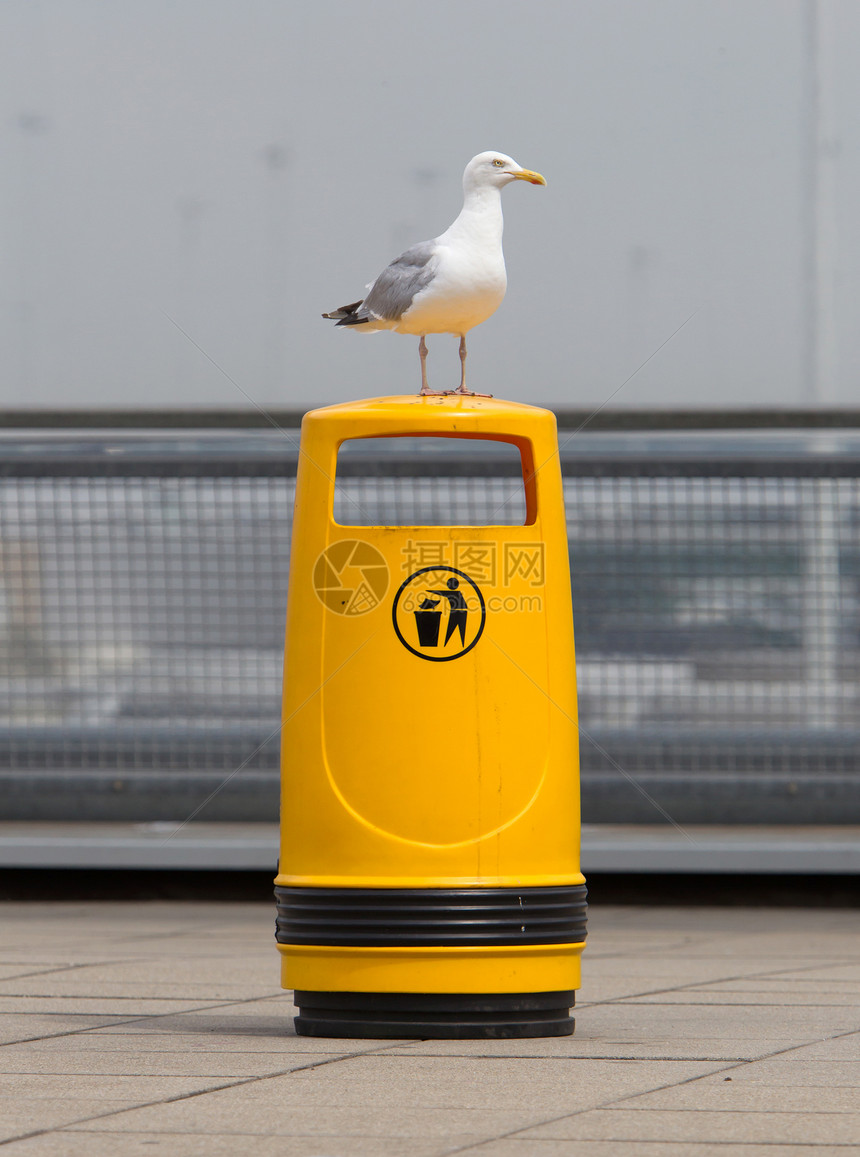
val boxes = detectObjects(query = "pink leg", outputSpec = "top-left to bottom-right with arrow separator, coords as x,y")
417,335 -> 444,396
446,335 -> 493,398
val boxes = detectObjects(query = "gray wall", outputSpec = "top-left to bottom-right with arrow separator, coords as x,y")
1,0 -> 858,411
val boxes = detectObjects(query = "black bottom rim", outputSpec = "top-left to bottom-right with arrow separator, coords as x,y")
293,990 -> 576,1039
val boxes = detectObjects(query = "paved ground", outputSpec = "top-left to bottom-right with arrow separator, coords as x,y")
0,900 -> 858,1155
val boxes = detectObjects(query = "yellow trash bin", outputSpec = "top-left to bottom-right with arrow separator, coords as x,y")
275,395 -> 586,1037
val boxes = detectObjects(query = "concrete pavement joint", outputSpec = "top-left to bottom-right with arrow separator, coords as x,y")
0,962 -> 133,984
0,1015 -> 177,1050
438,1061 -> 749,1154
435,1024 -> 860,1154
0,991 -> 293,1051
576,957 -> 860,1007
0,1039 -> 410,1148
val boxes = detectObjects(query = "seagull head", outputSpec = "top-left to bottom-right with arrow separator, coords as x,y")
463,151 -> 547,192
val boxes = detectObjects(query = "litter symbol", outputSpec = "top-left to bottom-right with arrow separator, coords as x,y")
392,566 -> 485,662
313,540 -> 389,616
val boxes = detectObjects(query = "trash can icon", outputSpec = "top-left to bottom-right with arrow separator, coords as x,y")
275,395 -> 586,1038
414,597 -> 442,647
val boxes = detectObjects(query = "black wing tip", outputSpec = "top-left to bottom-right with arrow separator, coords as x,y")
323,299 -> 365,322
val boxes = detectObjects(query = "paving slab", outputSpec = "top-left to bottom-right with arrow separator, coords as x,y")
63,1099 -> 556,1139
0,1131 -> 478,1156
0,997 -> 249,1016
618,986 -> 860,1006
82,1028 -> 380,1055
698,1058 -> 860,1086
778,1034 -> 860,1060
0,1015 -> 142,1046
0,1073 -> 246,1101
388,1036 -> 818,1062
0,898 -> 857,1153
581,1000 -> 860,1039
471,1143 -> 860,1157
622,1082 -> 860,1112
0,966 -> 74,982
0,1039 -> 319,1078
519,1106 -> 860,1145
0,1097 -> 149,1143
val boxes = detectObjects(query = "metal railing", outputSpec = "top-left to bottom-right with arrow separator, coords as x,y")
2,426 -> 860,824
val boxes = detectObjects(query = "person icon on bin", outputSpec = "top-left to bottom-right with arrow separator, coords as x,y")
395,565 -> 485,661
412,576 -> 468,649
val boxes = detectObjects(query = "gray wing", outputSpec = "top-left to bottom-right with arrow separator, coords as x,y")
359,242 -> 437,322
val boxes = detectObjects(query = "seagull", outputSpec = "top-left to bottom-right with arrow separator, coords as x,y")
322,151 -> 546,397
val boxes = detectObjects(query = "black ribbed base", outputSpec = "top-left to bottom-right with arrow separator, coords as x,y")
293,990 -> 576,1039
275,884 -> 588,947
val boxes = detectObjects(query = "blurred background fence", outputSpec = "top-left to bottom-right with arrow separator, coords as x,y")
2,420 -> 860,827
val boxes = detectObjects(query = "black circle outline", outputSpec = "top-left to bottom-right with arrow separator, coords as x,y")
391,565 -> 486,662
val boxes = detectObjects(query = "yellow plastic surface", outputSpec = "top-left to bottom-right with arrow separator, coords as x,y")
279,941 -> 585,995
277,395 -> 582,886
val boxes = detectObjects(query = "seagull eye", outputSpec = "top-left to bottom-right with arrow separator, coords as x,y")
492,159 -> 505,167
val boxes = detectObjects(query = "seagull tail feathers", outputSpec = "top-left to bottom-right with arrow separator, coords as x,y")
322,300 -> 369,326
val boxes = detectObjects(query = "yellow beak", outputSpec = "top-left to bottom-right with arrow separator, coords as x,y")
512,168 -> 546,186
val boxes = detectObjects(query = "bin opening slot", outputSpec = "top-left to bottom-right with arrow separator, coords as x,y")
334,436 -> 535,526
